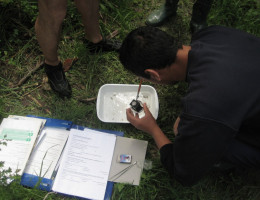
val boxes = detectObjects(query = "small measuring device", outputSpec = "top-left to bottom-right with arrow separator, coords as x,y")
130,79 -> 143,113
136,79 -> 142,100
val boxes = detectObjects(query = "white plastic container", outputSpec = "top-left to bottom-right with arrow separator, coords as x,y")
96,84 -> 159,123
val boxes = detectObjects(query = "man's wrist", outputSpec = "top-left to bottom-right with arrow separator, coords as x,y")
150,125 -> 162,137
149,125 -> 172,149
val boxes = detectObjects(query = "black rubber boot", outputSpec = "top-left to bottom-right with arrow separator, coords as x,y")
44,62 -> 72,97
85,38 -> 122,54
190,20 -> 208,34
190,0 -> 213,34
145,0 -> 179,27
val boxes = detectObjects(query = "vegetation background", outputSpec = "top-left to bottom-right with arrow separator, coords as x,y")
0,0 -> 260,199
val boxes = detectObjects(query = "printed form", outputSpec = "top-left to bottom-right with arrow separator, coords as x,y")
0,117 -> 44,175
52,128 -> 116,200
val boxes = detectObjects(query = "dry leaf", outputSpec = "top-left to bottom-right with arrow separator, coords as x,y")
63,57 -> 78,72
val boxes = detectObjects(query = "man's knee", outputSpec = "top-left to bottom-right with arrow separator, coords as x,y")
223,139 -> 260,169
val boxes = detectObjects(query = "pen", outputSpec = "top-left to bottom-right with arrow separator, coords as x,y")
35,132 -> 46,148
136,79 -> 142,100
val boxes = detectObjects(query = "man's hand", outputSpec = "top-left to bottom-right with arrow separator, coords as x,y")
126,103 -> 159,135
126,103 -> 172,149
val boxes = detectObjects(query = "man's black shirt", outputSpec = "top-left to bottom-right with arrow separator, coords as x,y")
160,26 -> 260,186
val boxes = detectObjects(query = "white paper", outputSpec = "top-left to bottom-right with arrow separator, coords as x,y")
8,115 -> 46,127
24,127 -> 70,179
0,117 -> 43,175
52,128 -> 116,200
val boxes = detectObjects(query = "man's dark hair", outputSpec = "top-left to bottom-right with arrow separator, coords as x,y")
119,26 -> 179,79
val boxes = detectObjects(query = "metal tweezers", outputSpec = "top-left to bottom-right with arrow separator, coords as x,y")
110,161 -> 137,181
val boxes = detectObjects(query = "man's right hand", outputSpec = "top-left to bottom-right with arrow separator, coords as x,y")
126,103 -> 172,149
126,103 -> 159,136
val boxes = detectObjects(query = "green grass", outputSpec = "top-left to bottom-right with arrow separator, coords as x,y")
0,0 -> 260,199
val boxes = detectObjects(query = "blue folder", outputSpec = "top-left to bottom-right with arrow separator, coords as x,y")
20,116 -> 124,200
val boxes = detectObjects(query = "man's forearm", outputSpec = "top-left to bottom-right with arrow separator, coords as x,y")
150,126 -> 172,149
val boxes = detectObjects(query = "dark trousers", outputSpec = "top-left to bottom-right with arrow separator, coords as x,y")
192,0 -> 214,22
166,0 -> 214,23
223,138 -> 260,170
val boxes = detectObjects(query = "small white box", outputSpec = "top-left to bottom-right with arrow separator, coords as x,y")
96,84 -> 159,123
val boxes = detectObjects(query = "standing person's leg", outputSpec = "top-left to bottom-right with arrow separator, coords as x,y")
74,0 -> 121,52
35,0 -> 71,97
190,0 -> 213,34
36,0 -> 67,66
74,0 -> 101,43
146,0 -> 180,27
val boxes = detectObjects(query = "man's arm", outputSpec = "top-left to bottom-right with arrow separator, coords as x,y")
173,116 -> 180,136
126,103 -> 172,149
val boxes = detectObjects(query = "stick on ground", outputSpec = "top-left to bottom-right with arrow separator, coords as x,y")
17,61 -> 43,87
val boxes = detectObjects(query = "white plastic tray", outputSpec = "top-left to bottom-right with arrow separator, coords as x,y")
96,84 -> 159,123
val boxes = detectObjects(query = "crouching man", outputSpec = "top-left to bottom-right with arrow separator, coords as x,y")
119,25 -> 260,186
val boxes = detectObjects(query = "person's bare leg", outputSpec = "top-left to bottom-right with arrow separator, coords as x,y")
35,0 -> 67,65
74,0 -> 121,52
74,0 -> 102,43
35,0 -> 71,97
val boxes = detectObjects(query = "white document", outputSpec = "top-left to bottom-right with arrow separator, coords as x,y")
52,128 -> 116,200
8,115 -> 46,129
0,117 -> 43,175
24,127 -> 70,179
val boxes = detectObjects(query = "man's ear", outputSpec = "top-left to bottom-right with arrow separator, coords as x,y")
144,69 -> 161,81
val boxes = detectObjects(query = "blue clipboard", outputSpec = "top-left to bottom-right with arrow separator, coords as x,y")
20,116 -> 124,200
